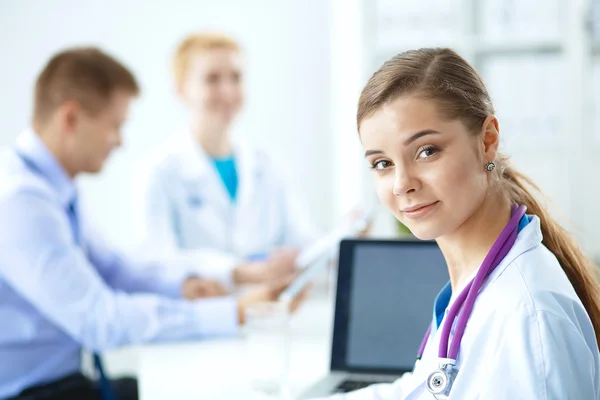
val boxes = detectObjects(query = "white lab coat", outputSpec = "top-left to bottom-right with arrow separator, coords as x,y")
317,216 -> 600,399
139,133 -> 317,286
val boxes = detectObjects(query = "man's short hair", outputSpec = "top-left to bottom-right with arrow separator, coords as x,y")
33,47 -> 140,124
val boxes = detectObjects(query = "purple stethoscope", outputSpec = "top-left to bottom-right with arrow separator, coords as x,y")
418,204 -> 527,399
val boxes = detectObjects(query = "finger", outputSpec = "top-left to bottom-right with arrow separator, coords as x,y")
272,273 -> 295,289
269,265 -> 296,281
289,284 -> 312,312
271,247 -> 299,262
197,282 -> 223,297
213,284 -> 228,296
196,285 -> 210,297
200,285 -> 215,296
206,284 -> 225,297
260,277 -> 293,300
266,272 -> 302,301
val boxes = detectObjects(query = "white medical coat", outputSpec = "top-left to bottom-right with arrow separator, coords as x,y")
140,134 -> 317,285
316,216 -> 600,399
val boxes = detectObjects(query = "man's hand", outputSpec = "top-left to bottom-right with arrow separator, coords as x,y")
181,277 -> 228,300
236,277 -> 310,325
233,248 -> 299,285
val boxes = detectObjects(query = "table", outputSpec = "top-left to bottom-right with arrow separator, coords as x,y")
137,293 -> 335,399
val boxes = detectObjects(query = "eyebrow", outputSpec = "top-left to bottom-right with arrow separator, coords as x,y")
364,150 -> 383,157
403,129 -> 441,146
363,129 -> 441,157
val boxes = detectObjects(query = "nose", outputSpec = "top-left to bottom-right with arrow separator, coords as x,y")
392,164 -> 419,197
220,79 -> 239,100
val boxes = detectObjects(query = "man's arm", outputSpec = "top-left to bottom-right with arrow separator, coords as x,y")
0,190 -> 238,351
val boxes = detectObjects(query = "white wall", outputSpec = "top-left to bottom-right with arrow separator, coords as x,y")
0,0 -> 332,249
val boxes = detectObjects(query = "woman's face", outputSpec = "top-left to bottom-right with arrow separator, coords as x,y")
360,95 -> 496,240
180,48 -> 244,129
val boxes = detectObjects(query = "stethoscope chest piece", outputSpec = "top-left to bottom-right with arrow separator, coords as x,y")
426,359 -> 458,399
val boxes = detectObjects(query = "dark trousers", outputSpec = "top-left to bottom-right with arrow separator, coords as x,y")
7,373 -> 138,400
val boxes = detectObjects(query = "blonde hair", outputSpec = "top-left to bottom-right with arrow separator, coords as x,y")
358,47 -> 600,347
172,32 -> 241,87
34,47 -> 139,125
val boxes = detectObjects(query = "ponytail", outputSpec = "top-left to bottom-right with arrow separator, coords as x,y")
498,154 -> 600,348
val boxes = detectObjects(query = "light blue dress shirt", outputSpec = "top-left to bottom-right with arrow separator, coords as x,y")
0,130 -> 238,398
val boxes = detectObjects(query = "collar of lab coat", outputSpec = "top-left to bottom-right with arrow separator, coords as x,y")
172,131 -> 260,211
174,132 -> 252,179
482,213 -> 543,291
446,214 -> 543,308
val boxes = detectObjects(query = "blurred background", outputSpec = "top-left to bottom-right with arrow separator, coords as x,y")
2,0 -> 600,383
5,0 -> 600,254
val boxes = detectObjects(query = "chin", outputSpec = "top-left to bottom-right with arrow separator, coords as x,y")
86,161 -> 105,174
397,217 -> 447,241
219,114 -> 235,125
408,229 -> 441,241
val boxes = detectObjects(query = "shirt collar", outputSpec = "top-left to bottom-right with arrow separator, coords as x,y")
14,128 -> 76,207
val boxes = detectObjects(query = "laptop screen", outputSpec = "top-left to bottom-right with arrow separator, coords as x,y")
331,239 -> 449,375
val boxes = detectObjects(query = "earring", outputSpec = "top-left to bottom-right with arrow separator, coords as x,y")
485,161 -> 496,172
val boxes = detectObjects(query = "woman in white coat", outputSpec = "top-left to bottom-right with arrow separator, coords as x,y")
318,48 -> 600,399
141,33 -> 317,288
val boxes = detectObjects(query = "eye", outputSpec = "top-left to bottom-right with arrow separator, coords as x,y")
370,159 -> 392,171
206,73 -> 220,84
417,145 -> 439,160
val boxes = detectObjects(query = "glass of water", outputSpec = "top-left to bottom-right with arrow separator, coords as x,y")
244,300 -> 291,397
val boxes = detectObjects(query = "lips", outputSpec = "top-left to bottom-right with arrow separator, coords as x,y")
401,201 -> 439,219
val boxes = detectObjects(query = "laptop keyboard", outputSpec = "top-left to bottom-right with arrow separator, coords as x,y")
334,380 -> 377,393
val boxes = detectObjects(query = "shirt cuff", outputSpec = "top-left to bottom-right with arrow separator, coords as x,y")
197,262 -> 237,290
186,254 -> 240,291
191,297 -> 239,336
148,252 -> 240,298
153,265 -> 191,299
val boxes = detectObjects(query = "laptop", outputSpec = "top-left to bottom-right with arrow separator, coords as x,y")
299,238 -> 449,398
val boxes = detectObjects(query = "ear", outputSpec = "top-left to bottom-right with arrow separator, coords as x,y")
481,115 -> 500,163
56,100 -> 81,135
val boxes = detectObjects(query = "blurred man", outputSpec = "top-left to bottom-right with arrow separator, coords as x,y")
0,47 -> 294,400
